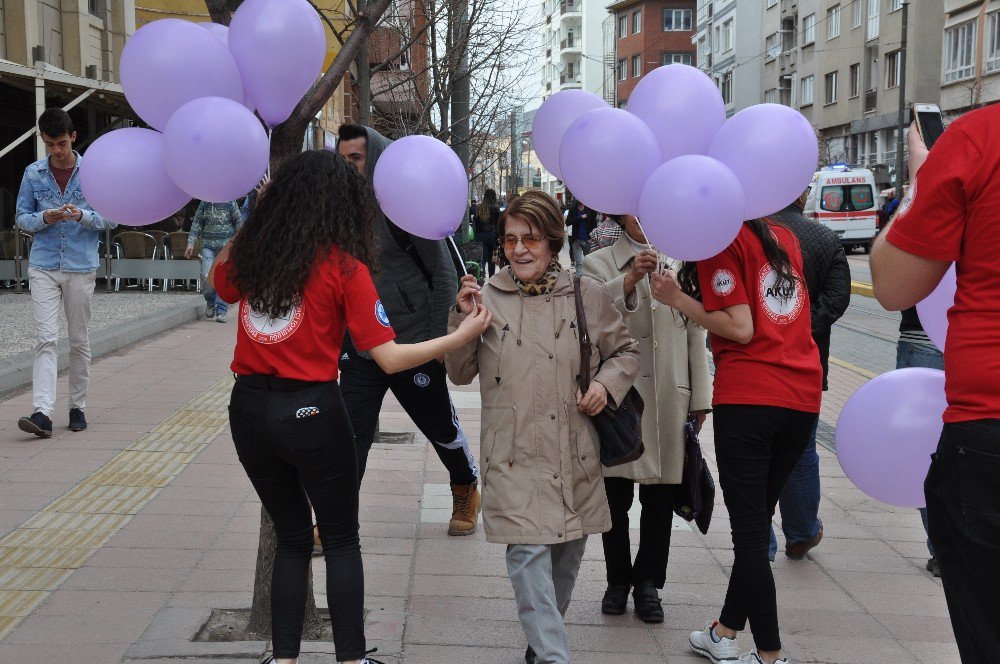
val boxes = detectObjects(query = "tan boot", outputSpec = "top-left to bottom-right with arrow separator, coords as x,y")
448,483 -> 481,536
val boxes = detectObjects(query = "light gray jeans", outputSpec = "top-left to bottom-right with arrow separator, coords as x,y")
506,536 -> 588,664
29,268 -> 96,418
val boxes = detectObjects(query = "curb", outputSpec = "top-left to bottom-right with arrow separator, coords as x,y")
0,300 -> 204,397
851,280 -> 874,298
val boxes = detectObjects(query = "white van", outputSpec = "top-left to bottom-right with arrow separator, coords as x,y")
802,165 -> 879,253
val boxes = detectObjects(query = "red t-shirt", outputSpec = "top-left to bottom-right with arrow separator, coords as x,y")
698,222 -> 822,413
886,104 -> 1000,423
52,166 -> 73,193
214,248 -> 396,382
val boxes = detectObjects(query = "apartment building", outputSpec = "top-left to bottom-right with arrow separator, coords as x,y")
608,0 -> 697,106
761,0 -> 944,188
940,0 -> 1000,116
540,0 -> 606,97
693,0 -> 764,116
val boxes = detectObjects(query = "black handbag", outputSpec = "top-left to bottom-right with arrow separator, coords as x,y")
673,416 -> 716,535
572,275 -> 645,467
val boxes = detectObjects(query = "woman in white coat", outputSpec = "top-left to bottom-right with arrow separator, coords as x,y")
582,215 -> 713,623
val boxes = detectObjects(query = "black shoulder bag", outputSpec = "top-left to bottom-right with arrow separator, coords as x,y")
573,275 -> 645,467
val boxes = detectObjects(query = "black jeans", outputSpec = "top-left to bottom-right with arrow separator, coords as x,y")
480,233 -> 497,277
602,478 -> 679,588
340,336 -> 477,485
229,376 -> 365,661
714,404 -> 818,653
925,419 -> 1000,664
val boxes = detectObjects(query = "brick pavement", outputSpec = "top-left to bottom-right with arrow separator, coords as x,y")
0,318 -> 959,663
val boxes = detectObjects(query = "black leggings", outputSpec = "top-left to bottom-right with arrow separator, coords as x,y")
229,376 -> 365,661
713,404 -> 818,653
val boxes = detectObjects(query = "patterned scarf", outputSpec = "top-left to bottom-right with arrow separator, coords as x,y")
510,258 -> 562,296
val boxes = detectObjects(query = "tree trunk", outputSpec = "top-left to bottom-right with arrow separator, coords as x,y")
356,0 -> 373,126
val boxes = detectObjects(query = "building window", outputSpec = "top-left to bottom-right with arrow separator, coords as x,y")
765,33 -> 781,59
825,71 -> 838,104
945,20 -> 977,82
800,75 -> 814,106
885,50 -> 902,88
663,8 -> 693,31
619,15 -> 627,39
662,52 -> 693,66
767,0 -> 778,7
632,54 -> 642,77
827,5 -> 841,40
764,88 -> 779,103
987,10 -> 1000,73
890,0 -> 903,11
723,20 -> 733,52
88,0 -> 105,15
867,0 -> 879,41
852,1 -> 863,29
720,71 -> 733,104
850,62 -> 861,97
617,58 -> 627,81
633,11 -> 642,35
803,14 -> 816,45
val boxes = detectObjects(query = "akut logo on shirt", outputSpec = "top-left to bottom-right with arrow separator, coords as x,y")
712,269 -> 736,297
241,302 -> 305,344
758,265 -> 804,325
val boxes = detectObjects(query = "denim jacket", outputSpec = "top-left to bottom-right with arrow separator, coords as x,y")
15,153 -> 116,273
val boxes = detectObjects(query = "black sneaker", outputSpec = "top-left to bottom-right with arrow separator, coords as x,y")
926,556 -> 941,578
362,647 -> 387,664
633,583 -> 664,623
601,584 -> 629,615
525,645 -> 536,663
68,408 -> 87,432
18,412 -> 52,438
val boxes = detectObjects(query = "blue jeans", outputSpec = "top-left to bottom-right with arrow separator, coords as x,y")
768,418 -> 821,560
897,340 -> 944,557
570,240 -> 585,273
200,245 -> 228,315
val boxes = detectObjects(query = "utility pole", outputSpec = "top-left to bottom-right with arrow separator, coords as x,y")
356,0 -> 372,125
509,110 -> 517,196
894,1 -> 909,192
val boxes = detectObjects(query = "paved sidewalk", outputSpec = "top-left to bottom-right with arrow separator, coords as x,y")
0,319 -> 959,663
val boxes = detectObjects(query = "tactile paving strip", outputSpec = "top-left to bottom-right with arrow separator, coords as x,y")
0,377 -> 232,641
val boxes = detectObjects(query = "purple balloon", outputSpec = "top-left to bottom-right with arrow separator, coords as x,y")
627,64 -> 726,162
201,22 -> 230,45
229,0 -> 326,127
836,367 -> 946,508
163,97 -> 270,203
708,104 -> 819,219
120,19 -> 245,132
531,90 -> 609,179
916,264 -> 957,352
374,136 -> 468,240
79,128 -> 191,226
639,156 -> 745,261
559,108 -> 661,215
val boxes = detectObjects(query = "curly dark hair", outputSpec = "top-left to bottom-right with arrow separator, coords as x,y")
228,150 -> 378,320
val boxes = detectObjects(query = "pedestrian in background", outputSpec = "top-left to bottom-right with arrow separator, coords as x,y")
565,196 -> 598,273
588,214 -> 624,253
653,217 -> 822,664
447,191 -> 639,664
185,199 -> 242,323
584,214 -> 713,624
16,108 -> 116,438
871,105 -> 1000,663
473,188 -> 501,278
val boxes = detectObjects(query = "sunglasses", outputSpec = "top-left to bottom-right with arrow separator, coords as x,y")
500,234 -> 546,249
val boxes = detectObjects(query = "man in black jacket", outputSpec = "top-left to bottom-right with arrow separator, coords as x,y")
768,190 -> 852,560
565,197 -> 598,272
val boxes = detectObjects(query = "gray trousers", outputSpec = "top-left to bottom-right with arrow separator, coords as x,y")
506,536 -> 588,664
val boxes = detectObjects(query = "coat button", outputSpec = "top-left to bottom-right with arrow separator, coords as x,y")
653,340 -> 658,348
581,455 -> 586,460
553,473 -> 559,479
550,414 -> 555,420
548,353 -> 554,359
485,457 -> 490,463
557,532 -> 563,537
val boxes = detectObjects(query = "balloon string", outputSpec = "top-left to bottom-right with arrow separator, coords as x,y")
634,216 -> 658,311
266,126 -> 272,181
447,235 -> 468,275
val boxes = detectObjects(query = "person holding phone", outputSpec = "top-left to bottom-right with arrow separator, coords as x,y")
15,108 -> 116,438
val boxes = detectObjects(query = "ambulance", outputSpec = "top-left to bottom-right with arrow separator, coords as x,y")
802,165 -> 879,253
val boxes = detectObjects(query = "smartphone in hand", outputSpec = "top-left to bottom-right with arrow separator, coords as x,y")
911,103 -> 945,149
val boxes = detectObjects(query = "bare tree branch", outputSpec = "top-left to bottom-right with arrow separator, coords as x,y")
205,0 -> 232,24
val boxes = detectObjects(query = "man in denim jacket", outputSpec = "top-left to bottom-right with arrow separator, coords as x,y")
15,108 -> 116,437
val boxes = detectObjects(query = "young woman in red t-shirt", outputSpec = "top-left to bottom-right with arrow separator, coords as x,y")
651,218 -> 822,664
209,150 -> 491,664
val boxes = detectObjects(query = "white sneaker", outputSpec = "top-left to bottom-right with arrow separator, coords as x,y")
690,621 -> 740,662
737,652 -> 788,664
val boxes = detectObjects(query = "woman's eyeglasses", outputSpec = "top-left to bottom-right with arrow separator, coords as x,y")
500,234 -> 546,249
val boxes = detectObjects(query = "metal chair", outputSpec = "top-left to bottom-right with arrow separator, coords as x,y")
165,231 -> 201,291
113,231 -> 158,292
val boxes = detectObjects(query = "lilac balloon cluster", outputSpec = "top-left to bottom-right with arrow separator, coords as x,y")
532,65 -> 819,261
80,0 -> 326,226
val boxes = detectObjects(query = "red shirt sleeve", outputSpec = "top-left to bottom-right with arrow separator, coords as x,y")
886,124 -> 982,262
342,259 -> 396,352
699,242 -> 748,313
213,259 -> 241,304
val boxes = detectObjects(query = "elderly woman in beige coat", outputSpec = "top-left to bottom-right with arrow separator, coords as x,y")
446,191 -> 639,664
583,214 -> 713,625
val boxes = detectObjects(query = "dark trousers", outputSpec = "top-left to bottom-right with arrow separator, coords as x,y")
340,337 -> 477,485
480,233 -> 497,277
602,478 -> 679,588
714,404 -> 818,653
925,419 -> 1000,664
229,377 -> 365,661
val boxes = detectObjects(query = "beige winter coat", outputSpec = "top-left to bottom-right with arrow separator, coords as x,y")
446,267 -> 640,545
583,236 -> 713,485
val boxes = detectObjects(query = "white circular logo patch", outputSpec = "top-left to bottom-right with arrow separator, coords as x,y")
758,265 -> 805,325
413,373 -> 431,388
893,178 -> 918,221
241,302 -> 305,345
375,300 -> 391,327
711,269 -> 736,297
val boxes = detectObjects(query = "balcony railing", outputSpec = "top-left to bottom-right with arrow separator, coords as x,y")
560,38 -> 578,50
864,88 -> 877,112
560,73 -> 582,85
560,1 -> 579,14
